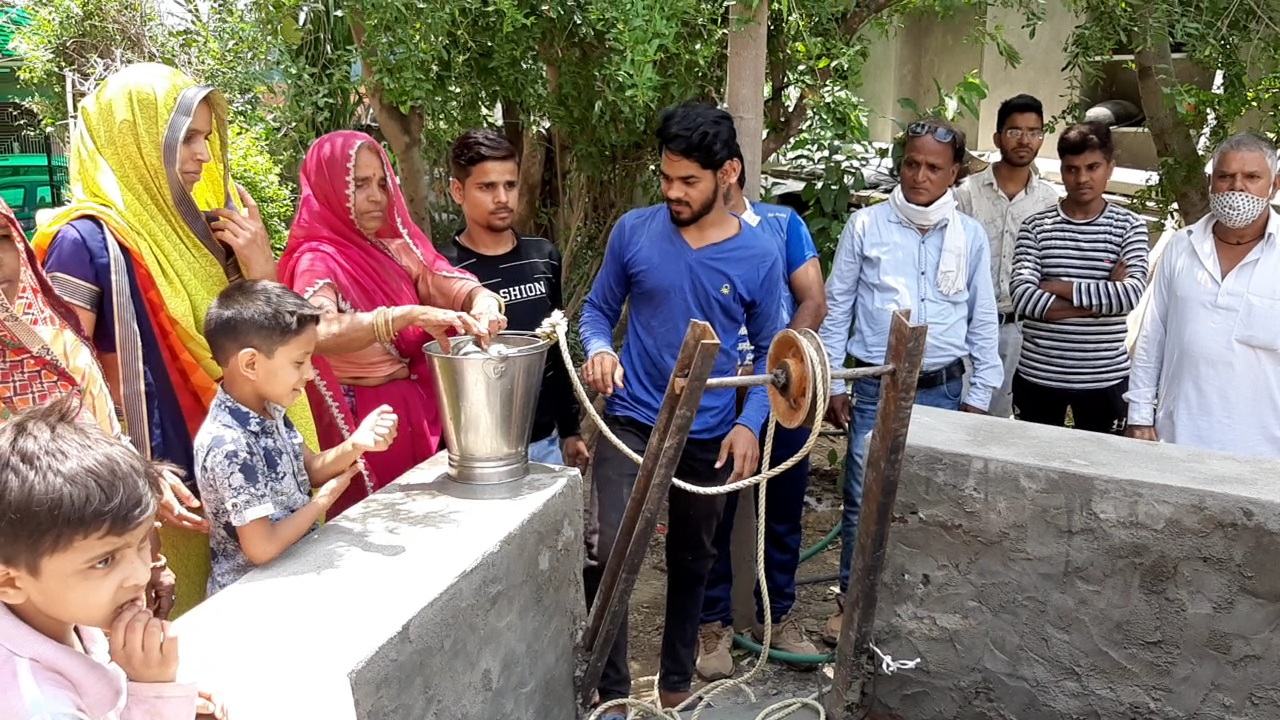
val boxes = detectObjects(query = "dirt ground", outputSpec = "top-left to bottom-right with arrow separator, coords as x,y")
608,434 -> 892,716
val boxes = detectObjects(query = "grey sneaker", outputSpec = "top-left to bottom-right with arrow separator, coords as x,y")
695,622 -> 735,680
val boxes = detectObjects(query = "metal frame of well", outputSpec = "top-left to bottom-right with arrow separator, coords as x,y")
574,310 -> 928,719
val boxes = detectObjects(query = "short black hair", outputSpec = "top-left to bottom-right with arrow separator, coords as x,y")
996,94 -> 1044,132
204,280 -> 322,367
450,129 -> 519,182
0,397 -> 164,574
1058,122 -> 1114,161
655,101 -> 742,173
903,117 -> 967,165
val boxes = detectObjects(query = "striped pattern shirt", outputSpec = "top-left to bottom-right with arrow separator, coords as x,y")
1010,203 -> 1150,389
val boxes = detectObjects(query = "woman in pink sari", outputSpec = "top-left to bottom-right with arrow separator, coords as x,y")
280,131 -> 507,517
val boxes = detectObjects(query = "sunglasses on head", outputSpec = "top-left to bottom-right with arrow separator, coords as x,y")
907,122 -> 958,144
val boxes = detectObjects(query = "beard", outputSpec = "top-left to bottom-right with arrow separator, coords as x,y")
666,191 -> 718,228
482,208 -> 515,233
1000,146 -> 1037,168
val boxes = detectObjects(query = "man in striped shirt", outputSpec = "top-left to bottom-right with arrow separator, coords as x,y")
1009,123 -> 1149,432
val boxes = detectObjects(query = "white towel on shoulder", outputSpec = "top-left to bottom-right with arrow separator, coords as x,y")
888,185 -> 968,296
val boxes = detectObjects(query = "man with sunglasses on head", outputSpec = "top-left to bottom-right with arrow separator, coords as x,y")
955,94 -> 1062,418
817,118 -> 1001,645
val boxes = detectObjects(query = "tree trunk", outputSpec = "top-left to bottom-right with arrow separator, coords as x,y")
1133,34 -> 1211,225
351,20 -> 433,236
515,129 -> 547,234
724,0 -> 769,632
727,0 -> 769,197
760,0 -> 904,163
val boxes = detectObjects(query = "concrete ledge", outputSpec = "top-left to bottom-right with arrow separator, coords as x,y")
873,407 -> 1280,719
175,454 -> 585,720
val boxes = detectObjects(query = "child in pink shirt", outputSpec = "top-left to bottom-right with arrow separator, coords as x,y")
0,399 -> 199,719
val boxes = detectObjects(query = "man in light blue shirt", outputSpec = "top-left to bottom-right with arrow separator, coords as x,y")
817,118 -> 1001,644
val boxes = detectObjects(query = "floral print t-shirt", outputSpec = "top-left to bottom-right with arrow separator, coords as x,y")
194,386 -> 313,595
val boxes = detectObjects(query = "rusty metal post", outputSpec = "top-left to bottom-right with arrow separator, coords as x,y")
825,310 -> 927,718
578,321 -> 721,707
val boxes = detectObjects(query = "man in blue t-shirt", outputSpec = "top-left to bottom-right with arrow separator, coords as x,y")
579,102 -> 786,714
695,163 -> 827,680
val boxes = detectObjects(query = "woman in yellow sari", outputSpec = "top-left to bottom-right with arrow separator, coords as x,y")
32,63 -> 311,615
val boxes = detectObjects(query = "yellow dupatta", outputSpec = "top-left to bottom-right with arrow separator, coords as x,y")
31,63 -> 316,446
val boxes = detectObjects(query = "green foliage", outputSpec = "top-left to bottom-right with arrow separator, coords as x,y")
320,0 -> 726,310
778,72 -> 991,274
11,0 -> 297,238
11,0 -> 171,124
897,71 -> 990,125
250,0 -> 361,160
226,121 -> 296,254
1063,0 -> 1280,218
777,93 -> 873,275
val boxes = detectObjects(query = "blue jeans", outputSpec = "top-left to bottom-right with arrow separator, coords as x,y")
701,422 -> 812,625
839,375 -> 963,593
528,431 -> 563,465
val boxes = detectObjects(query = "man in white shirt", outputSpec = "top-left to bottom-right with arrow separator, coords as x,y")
956,94 -> 1061,417
1126,132 -> 1280,458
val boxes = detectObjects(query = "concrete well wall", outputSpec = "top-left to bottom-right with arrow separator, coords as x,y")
174,454 -> 585,720
873,407 -> 1280,720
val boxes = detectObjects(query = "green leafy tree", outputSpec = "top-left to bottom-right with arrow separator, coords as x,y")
10,0 -> 295,247
1064,0 -> 1280,224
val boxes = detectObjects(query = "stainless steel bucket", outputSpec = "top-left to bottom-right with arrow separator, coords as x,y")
423,332 -> 550,484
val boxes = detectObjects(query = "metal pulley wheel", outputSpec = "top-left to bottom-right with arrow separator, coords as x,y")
765,328 -> 823,429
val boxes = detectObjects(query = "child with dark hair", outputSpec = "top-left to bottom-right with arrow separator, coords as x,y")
195,280 -> 399,595
0,398 -> 199,718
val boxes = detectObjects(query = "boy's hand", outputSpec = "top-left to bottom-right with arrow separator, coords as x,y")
314,464 -> 360,510
350,405 -> 398,454
109,601 -> 179,683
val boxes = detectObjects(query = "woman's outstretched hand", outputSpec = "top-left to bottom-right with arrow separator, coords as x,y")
413,306 -> 486,354
469,293 -> 508,343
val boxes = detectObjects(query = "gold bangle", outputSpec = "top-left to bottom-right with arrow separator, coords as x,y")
374,307 -> 393,344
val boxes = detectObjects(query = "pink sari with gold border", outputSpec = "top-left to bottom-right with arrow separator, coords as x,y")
279,131 -> 481,517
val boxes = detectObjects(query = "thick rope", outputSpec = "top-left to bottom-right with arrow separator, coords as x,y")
538,312 -> 829,720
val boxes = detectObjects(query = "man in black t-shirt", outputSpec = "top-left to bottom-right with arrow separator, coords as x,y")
441,129 -> 589,471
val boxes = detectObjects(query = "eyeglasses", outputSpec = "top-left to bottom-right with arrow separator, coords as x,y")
1003,128 -> 1046,140
906,122 -> 958,144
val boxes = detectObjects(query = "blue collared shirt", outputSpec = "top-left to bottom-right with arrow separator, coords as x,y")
817,199 -> 1003,410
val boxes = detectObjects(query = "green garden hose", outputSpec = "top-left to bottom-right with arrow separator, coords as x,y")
730,520 -> 841,666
